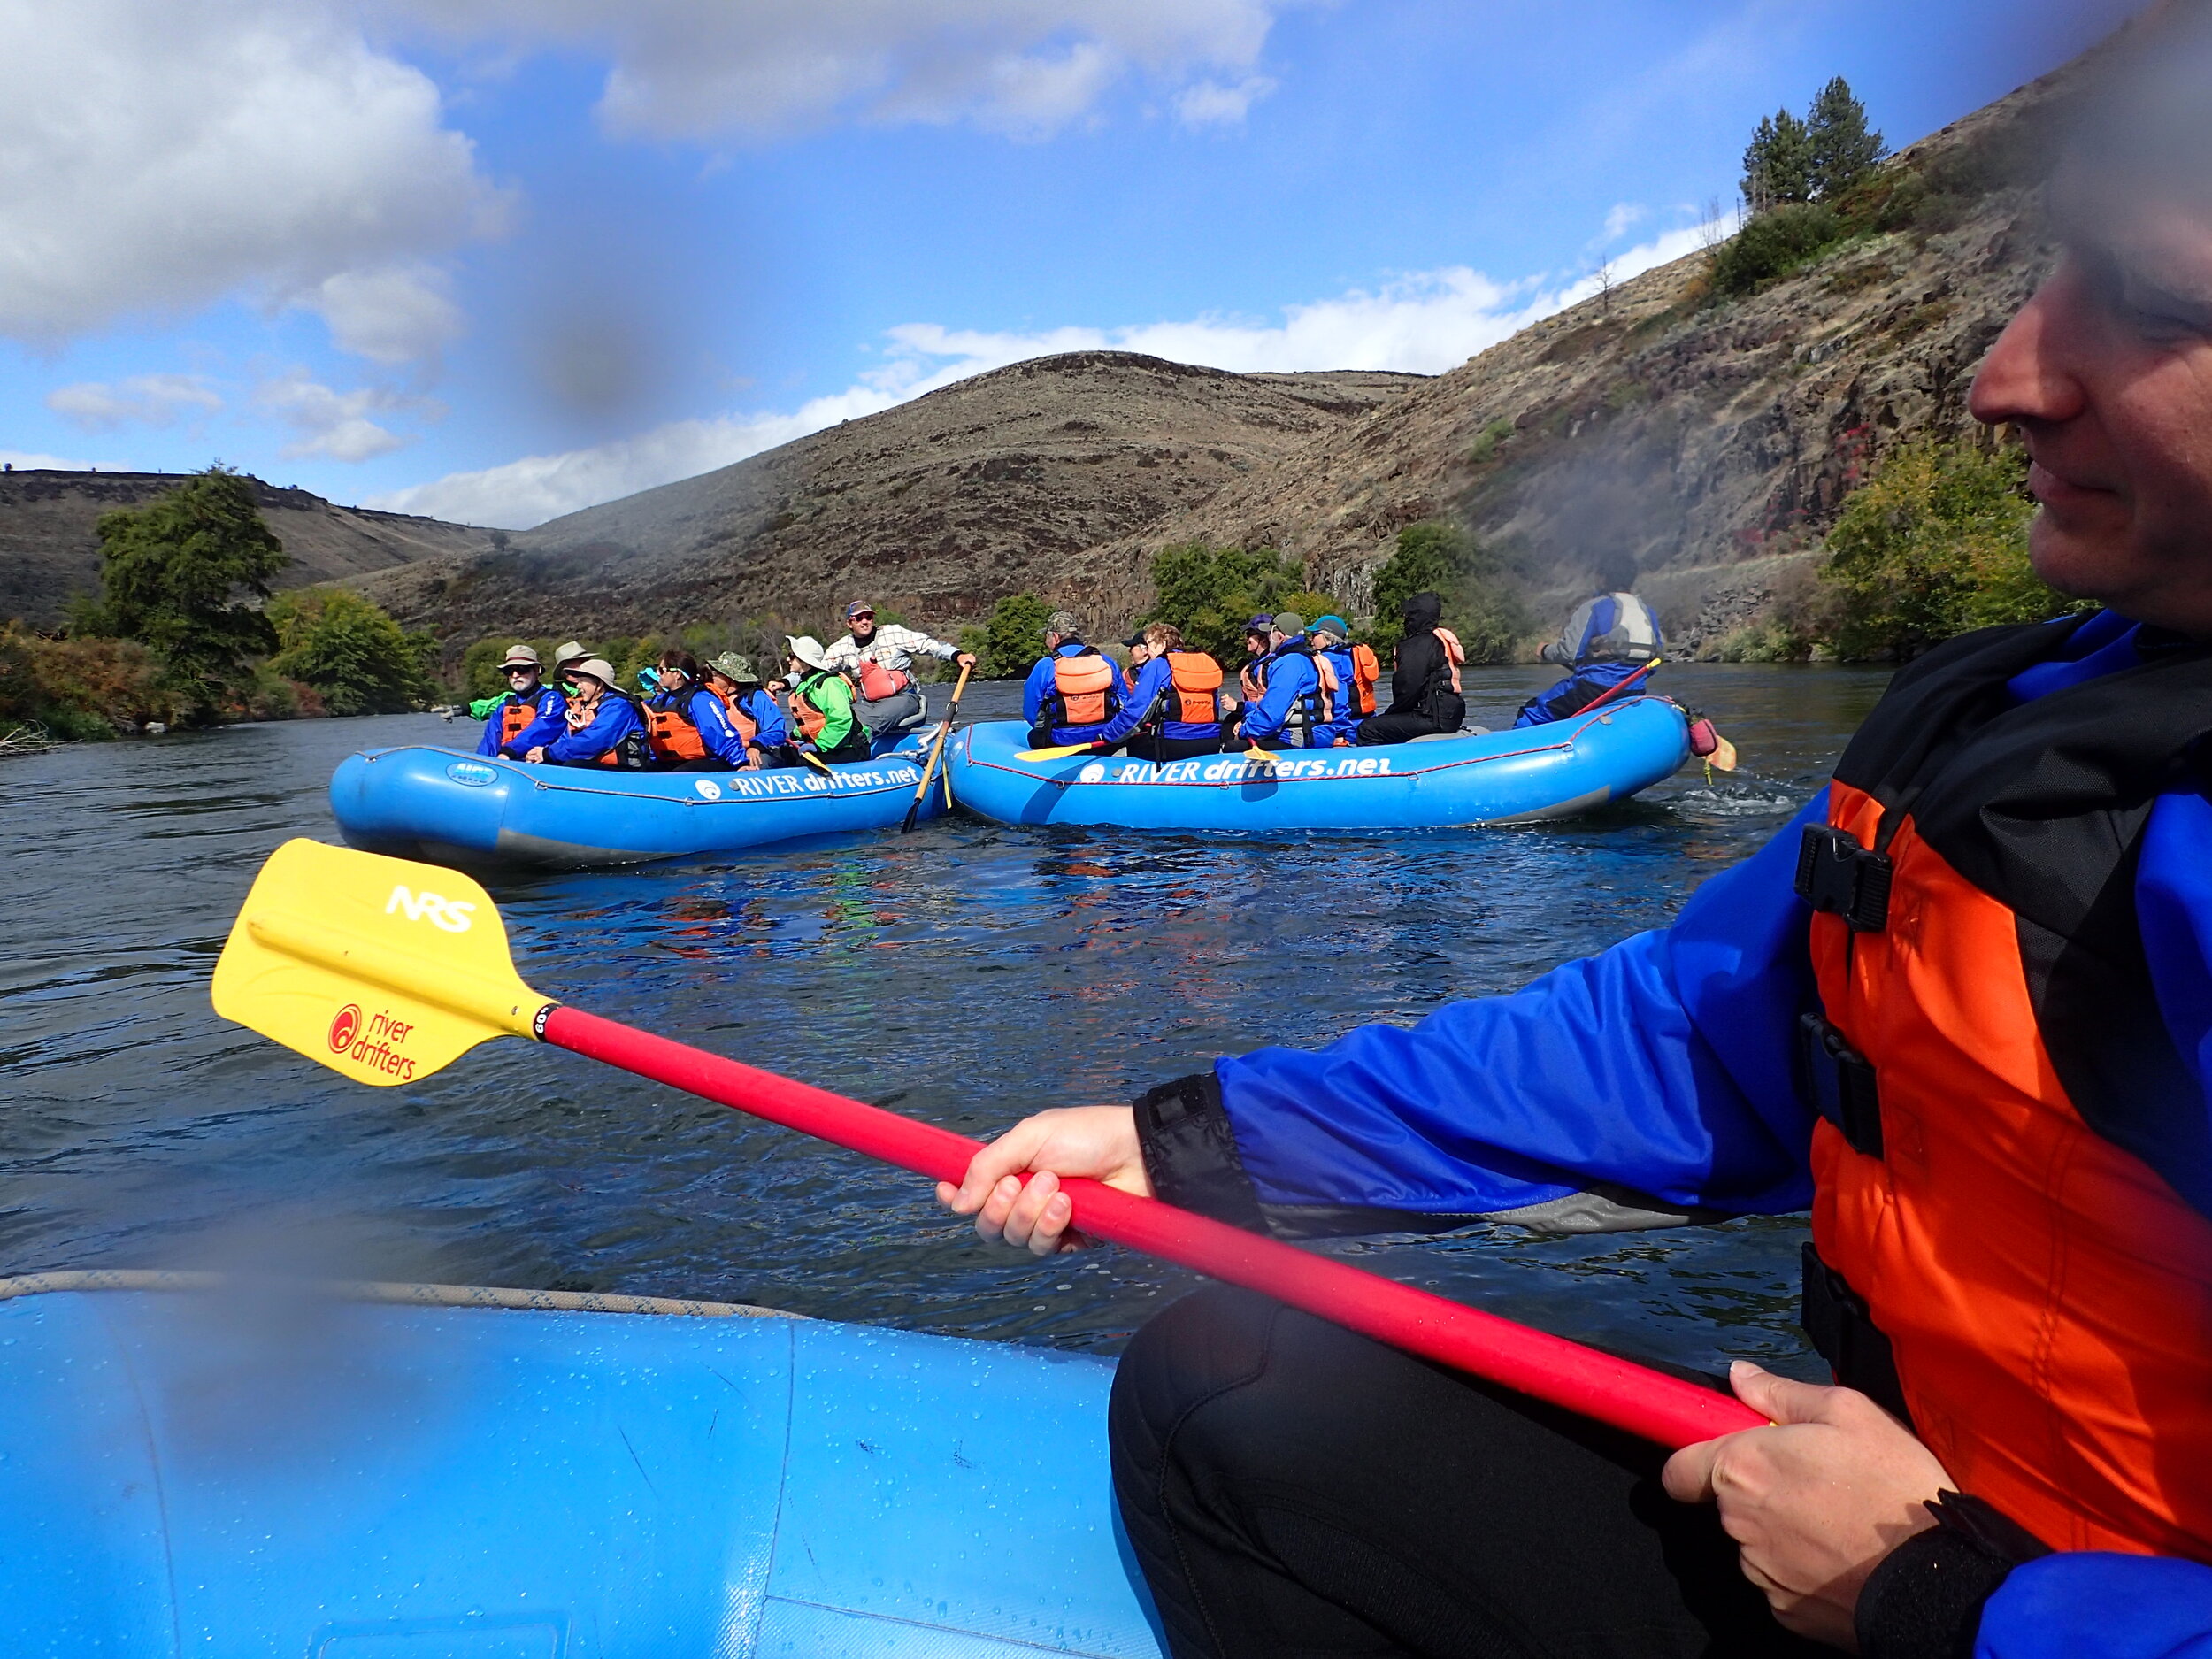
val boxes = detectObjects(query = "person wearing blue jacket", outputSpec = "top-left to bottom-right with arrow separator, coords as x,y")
705,653 -> 794,766
1087,623 -> 1225,763
526,658 -> 649,769
939,26 -> 2212,1656
643,650 -> 751,770
1025,610 -> 1123,745
1512,566 -> 1663,727
1305,615 -> 1360,749
477,644 -> 565,759
1235,612 -> 1325,749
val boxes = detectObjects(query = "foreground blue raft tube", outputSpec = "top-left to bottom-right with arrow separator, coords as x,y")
331,741 -> 945,870
946,696 -> 1690,832
0,1275 -> 1163,1659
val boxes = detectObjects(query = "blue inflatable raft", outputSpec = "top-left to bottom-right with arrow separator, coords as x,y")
0,1273 -> 1163,1658
331,740 -> 948,870
945,696 -> 1690,832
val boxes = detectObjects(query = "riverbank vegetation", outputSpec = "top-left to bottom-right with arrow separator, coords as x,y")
4,465 -> 437,740
1715,437 -> 2085,662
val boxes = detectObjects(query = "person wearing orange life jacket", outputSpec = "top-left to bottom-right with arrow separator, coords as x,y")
1354,590 -> 1466,745
1024,611 -> 1124,746
1087,623 -> 1225,764
784,636 -> 872,764
823,600 -> 975,739
476,643 -> 565,759
1305,615 -> 1378,749
938,36 -> 2212,1655
703,652 -> 795,767
1234,612 -> 1328,749
641,649 -> 752,770
525,658 -> 649,769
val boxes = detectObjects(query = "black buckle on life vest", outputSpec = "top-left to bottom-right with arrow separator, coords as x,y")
1799,1013 -> 1883,1157
1801,1242 -> 1913,1428
1793,824 -> 1893,932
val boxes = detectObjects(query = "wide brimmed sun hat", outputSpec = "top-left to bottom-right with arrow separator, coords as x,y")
786,635 -> 833,672
569,657 -> 618,687
499,643 -> 542,670
709,651 -> 758,683
553,641 -> 591,668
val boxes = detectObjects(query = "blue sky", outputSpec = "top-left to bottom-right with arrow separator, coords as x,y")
0,0 -> 2139,528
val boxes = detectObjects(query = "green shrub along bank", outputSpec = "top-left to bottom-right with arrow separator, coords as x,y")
961,594 -> 1053,680
268,590 -> 437,716
1715,439 -> 2088,664
1367,521 -> 1532,664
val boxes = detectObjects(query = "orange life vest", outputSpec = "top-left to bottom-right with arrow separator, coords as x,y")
1048,648 -> 1118,728
790,680 -> 829,740
1163,652 -> 1223,726
497,692 -> 545,749
644,695 -> 707,764
709,685 -> 760,746
1798,618 -> 2212,1560
1433,627 -> 1465,695
1345,643 -> 1380,717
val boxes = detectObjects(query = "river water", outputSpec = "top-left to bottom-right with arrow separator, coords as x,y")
1,664 -> 1887,1380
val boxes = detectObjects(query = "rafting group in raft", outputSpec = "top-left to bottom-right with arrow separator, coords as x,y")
1025,580 -> 1661,761
471,603 -> 980,772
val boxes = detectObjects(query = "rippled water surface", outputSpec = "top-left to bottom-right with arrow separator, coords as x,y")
1,664 -> 1888,1379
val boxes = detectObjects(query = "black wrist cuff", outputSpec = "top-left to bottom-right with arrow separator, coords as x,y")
1131,1072 -> 1269,1233
1856,1492 -> 2052,1659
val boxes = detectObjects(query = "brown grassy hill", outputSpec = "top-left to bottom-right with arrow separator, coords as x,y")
0,470 -> 494,630
354,354 -> 1421,655
1060,63 -> 2078,655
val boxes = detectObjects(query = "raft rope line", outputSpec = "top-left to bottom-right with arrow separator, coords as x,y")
363,746 -> 924,806
0,1269 -> 803,1319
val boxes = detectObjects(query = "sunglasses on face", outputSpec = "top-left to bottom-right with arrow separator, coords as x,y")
504,666 -> 536,677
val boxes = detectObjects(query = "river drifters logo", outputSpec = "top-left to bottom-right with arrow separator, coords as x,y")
328,1003 -> 362,1053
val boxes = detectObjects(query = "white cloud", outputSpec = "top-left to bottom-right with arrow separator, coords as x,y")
373,211 -> 1724,530
1174,74 -> 1278,127
46,373 -> 223,431
296,264 -> 466,366
393,0 -> 1283,141
0,0 -> 500,355
1603,202 -> 1648,242
1,449 -> 132,472
255,369 -> 427,463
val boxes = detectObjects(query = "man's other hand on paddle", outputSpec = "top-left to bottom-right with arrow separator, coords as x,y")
936,1106 -> 1148,1255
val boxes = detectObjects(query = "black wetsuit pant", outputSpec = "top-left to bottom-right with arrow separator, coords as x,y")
1111,1286 -> 1824,1659
1120,733 -> 1225,763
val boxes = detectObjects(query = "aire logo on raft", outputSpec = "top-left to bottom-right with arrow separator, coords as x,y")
327,1002 -> 421,1080
385,884 -> 476,932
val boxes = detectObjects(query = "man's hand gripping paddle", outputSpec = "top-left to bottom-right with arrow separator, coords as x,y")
902,661 -> 972,833
213,839 -> 1763,1450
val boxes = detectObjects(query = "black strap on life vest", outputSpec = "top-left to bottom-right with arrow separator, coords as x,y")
1794,825 -> 1893,933
1820,614 -> 2212,1217
1798,1013 -> 1883,1157
1801,1241 -> 1913,1426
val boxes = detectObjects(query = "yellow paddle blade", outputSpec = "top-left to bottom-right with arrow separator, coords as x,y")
211,839 -> 549,1087
1709,733 -> 1740,772
1014,743 -> 1094,761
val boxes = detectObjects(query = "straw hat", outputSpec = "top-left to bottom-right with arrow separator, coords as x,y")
709,651 -> 758,683
498,643 -> 542,670
786,635 -> 833,672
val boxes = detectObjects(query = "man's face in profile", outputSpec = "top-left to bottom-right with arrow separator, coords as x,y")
1970,117 -> 2212,634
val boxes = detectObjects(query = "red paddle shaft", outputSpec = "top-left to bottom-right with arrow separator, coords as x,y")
1576,657 -> 1661,715
542,1006 -> 1763,1448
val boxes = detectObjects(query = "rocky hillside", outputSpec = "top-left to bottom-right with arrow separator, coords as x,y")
353,356 -> 1420,654
0,470 -> 494,630
1063,64 -> 2077,654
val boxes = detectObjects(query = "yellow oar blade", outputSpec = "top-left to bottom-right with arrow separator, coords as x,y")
1709,734 -> 1740,772
211,839 -> 548,1087
1014,743 -> 1095,761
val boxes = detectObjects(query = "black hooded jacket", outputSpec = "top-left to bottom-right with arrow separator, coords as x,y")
1384,593 -> 1455,718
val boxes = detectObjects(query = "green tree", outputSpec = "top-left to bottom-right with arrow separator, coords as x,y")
1741,109 -> 1814,212
1369,520 -> 1531,664
974,593 -> 1053,680
1820,440 -> 2084,660
1709,202 -> 1845,295
1806,76 -> 1886,202
267,589 -> 436,715
71,465 -> 290,711
1145,543 -> 1308,662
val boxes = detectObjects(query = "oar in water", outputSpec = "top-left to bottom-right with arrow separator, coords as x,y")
902,662 -> 972,833
210,840 -> 1763,1451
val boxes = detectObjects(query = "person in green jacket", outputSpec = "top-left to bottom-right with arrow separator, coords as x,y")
784,636 -> 872,764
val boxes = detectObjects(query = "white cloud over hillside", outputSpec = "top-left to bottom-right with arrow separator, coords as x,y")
370,218 -> 1715,529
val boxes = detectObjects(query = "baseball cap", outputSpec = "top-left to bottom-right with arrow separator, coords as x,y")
1047,610 -> 1081,636
1310,614 -> 1349,640
1271,611 -> 1306,636
845,601 -> 875,620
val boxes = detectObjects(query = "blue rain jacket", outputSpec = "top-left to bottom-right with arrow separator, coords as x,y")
543,695 -> 647,766
1094,654 -> 1221,746
478,685 -> 565,758
1237,640 -> 1322,744
1024,642 -> 1123,743
734,687 -> 789,752
1206,609 -> 2212,1651
1311,644 -> 1361,748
